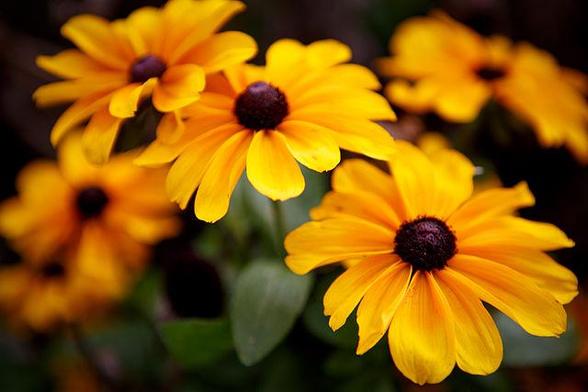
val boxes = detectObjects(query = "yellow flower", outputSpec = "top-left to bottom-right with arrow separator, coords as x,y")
378,12 -> 588,163
34,0 -> 257,164
135,39 -> 396,222
285,141 -> 577,384
0,132 -> 180,273
0,257 -> 126,332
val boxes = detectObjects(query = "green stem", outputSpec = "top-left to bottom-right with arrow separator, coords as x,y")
271,200 -> 286,256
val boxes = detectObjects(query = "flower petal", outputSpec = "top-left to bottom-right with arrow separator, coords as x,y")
156,111 -> 185,144
266,39 -> 306,86
194,130 -> 252,222
36,49 -> 109,79
388,272 -> 456,385
109,81 -> 152,118
436,270 -> 503,375
356,260 -> 411,354
152,65 -> 205,112
246,130 -> 305,201
324,254 -> 398,330
279,120 -> 341,172
285,217 -> 395,274
447,254 -> 567,337
306,39 -> 351,69
82,108 -> 123,164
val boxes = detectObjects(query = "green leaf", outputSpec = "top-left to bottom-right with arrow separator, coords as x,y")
160,318 -> 233,369
231,259 -> 313,365
496,312 -> 579,367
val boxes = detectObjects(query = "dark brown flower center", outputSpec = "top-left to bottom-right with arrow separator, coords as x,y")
234,81 -> 289,130
130,55 -> 167,83
394,216 -> 457,271
475,65 -> 507,81
76,186 -> 109,219
40,262 -> 66,279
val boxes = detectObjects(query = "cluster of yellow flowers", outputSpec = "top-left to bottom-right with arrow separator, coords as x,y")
1,0 -> 586,385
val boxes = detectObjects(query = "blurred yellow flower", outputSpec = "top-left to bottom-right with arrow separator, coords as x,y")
0,256 -> 124,332
34,0 -> 256,164
0,132 -> 180,274
379,12 -> 588,163
136,39 -> 396,222
285,141 -> 577,384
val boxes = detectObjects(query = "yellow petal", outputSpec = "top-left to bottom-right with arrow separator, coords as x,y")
156,111 -> 185,144
58,131 -> 99,184
279,121 -> 341,172
126,6 -> 163,56
61,14 -> 133,70
36,49 -> 108,79
246,130 -> 305,201
109,81 -> 153,118
34,79 -> 124,107
152,65 -> 205,112
82,108 -> 123,164
265,39 -> 306,86
461,247 -> 577,304
332,159 -> 396,201
324,254 -> 398,330
50,93 -> 112,146
306,39 -> 351,68
436,270 -> 502,375
458,216 -> 575,251
284,217 -> 395,274
356,260 -> 410,354
448,254 -> 567,337
195,130 -> 252,222
179,31 -> 257,73
166,124 -> 243,209
388,272 -> 456,385
448,182 -> 534,231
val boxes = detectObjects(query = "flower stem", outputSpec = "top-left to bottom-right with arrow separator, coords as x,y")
271,200 -> 286,256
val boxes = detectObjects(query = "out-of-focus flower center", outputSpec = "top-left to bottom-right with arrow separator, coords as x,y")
234,81 -> 289,130
394,216 -> 457,271
475,65 -> 507,81
130,55 -> 167,83
40,262 -> 66,279
76,186 -> 109,219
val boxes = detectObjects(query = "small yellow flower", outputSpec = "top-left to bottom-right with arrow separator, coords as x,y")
379,12 -> 588,163
285,141 -> 577,385
136,39 -> 396,222
0,132 -> 180,273
0,258 -> 126,332
34,0 -> 257,164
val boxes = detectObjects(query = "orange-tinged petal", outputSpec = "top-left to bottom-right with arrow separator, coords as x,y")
166,124 -> 243,209
448,254 -> 567,337
58,132 -> 99,184
34,78 -> 124,107
457,216 -> 575,251
61,14 -> 133,70
126,6 -> 163,56
460,247 -> 577,304
332,159 -> 397,201
356,260 -> 410,354
285,217 -> 395,274
324,254 -> 398,330
109,80 -> 153,118
449,182 -> 534,231
436,270 -> 502,375
279,121 -> 341,172
82,108 -> 123,164
179,31 -> 257,73
152,65 -> 205,112
50,92 -> 112,146
246,130 -> 305,201
388,272 -> 456,385
195,130 -> 252,222
156,111 -> 185,144
36,49 -> 109,79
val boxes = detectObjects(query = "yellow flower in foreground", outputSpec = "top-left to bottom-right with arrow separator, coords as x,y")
34,0 -> 256,163
285,141 -> 577,384
0,132 -> 180,273
0,256 -> 124,332
379,12 -> 588,163
136,39 -> 396,222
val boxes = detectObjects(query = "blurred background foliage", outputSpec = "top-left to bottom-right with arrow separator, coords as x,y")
0,0 -> 587,391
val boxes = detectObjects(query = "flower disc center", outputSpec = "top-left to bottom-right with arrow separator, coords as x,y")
475,65 -> 507,81
40,262 -> 66,279
76,186 -> 109,219
234,81 -> 289,130
394,216 -> 456,271
130,55 -> 167,83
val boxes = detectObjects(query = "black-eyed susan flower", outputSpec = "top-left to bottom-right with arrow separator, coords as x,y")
285,141 -> 577,385
34,0 -> 256,163
135,39 -> 396,222
0,256 -> 126,332
0,132 -> 180,274
378,12 -> 588,163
